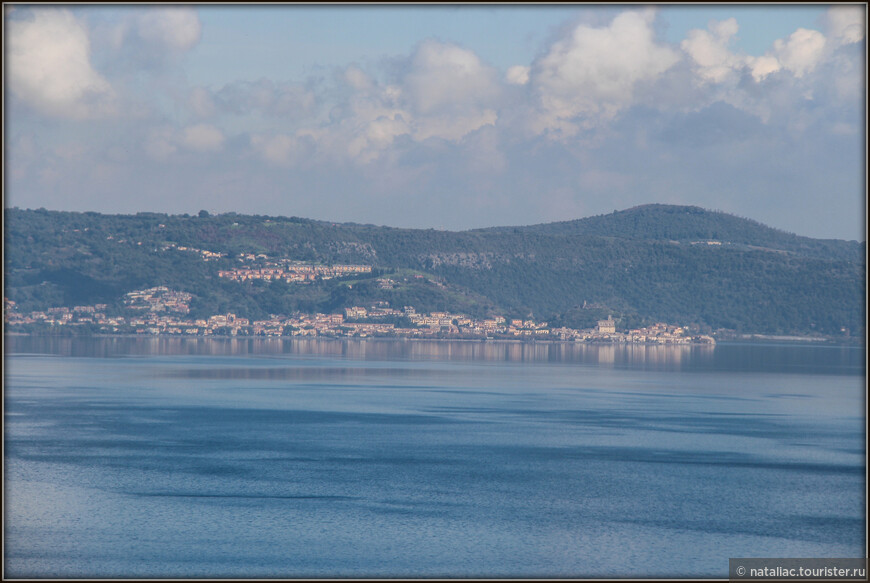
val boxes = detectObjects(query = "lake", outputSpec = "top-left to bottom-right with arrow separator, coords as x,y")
4,336 -> 866,578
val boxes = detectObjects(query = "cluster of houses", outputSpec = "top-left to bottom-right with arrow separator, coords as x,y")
218,260 -> 372,283
4,299 -> 125,329
4,293 -> 713,344
124,287 -> 193,313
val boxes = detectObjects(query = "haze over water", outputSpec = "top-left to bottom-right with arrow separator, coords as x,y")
4,337 -> 865,578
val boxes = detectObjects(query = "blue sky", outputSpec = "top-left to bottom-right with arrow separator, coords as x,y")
4,3 -> 866,240
188,4 -> 832,83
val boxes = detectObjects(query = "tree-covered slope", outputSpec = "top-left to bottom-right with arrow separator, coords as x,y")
484,204 -> 865,262
4,205 -> 865,337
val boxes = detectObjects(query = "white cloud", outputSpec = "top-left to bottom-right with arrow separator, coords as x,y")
401,41 -> 502,142
361,113 -> 411,148
825,4 -> 866,46
249,72 -> 414,167
681,18 -> 743,84
679,17 -> 843,88
331,101 -> 413,164
280,43 -> 504,165
5,7 -> 863,240
506,65 -> 530,85
747,54 -> 782,82
180,124 -> 225,152
6,9 -> 116,119
676,15 -> 854,126
404,40 -> 501,115
772,28 -> 827,78
529,10 -> 680,136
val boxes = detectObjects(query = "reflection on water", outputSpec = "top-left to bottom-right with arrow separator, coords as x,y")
4,335 -> 864,375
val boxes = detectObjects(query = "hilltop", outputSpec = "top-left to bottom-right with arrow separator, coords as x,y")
485,204 -> 863,262
4,204 -> 865,338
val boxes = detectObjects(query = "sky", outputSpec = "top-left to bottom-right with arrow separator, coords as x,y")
4,3 -> 867,241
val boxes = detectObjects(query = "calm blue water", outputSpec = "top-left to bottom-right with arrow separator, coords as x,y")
4,337 -> 866,578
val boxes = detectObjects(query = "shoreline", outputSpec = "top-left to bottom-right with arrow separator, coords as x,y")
4,330 -> 864,348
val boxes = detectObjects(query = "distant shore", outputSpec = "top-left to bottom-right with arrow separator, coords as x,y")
3,330 -> 863,347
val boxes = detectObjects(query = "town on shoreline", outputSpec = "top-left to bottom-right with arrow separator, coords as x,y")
5,286 -> 716,345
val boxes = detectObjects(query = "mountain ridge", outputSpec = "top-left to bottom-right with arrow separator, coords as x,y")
4,204 -> 865,337
478,204 -> 864,261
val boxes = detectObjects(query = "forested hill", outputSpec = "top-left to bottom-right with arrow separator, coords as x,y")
4,205 -> 865,337
482,204 -> 864,262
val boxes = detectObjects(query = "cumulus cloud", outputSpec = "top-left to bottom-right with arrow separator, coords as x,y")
235,6 -> 862,234
681,18 -> 743,84
772,28 -> 827,78
825,4 -> 866,46
747,54 -> 782,82
681,8 -> 857,89
261,40 -> 504,165
354,111 -> 411,150
405,40 -> 502,115
351,41 -> 502,151
305,96 -> 413,164
529,10 -> 681,136
7,6 -> 862,239
392,38 -> 504,146
6,9 -> 116,119
741,26 -> 828,84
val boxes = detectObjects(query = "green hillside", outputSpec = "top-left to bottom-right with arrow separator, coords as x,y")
487,204 -> 864,262
4,205 -> 865,337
